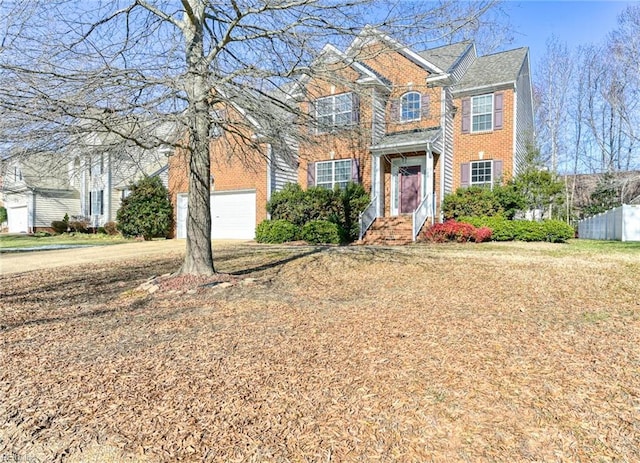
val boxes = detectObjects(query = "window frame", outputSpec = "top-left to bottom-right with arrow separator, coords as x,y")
471,94 -> 494,133
400,91 -> 422,122
470,160 -> 493,188
90,189 -> 104,216
315,159 -> 353,190
314,92 -> 355,133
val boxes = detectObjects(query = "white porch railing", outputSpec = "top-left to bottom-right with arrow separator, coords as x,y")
358,196 -> 378,241
412,192 -> 434,241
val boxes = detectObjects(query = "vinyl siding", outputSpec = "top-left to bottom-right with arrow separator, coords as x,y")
34,190 -> 80,227
442,87 -> 455,195
514,55 -> 534,175
270,145 -> 298,192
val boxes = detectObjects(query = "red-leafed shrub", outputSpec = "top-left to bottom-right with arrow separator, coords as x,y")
422,220 -> 492,243
474,226 -> 493,243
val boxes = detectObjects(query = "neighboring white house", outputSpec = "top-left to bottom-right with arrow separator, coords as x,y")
2,122 -> 176,233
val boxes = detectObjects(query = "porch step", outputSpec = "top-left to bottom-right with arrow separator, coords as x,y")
360,216 -> 414,246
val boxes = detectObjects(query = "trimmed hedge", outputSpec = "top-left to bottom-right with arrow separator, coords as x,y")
300,220 -> 341,244
460,216 -> 574,243
255,219 -> 300,243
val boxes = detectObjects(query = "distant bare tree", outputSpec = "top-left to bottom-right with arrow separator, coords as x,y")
0,0 -> 505,275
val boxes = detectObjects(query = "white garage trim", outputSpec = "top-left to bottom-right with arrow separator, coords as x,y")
176,189 -> 257,240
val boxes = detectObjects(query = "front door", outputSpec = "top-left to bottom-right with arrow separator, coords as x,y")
399,165 -> 421,214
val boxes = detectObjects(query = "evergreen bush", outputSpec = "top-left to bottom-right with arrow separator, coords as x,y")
116,176 -> 173,240
255,219 -> 300,243
300,219 -> 341,244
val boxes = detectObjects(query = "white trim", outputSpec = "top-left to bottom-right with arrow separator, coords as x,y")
471,94 -> 494,133
399,91 -> 422,122
346,26 -> 446,75
470,160 -> 494,188
390,157 -> 427,216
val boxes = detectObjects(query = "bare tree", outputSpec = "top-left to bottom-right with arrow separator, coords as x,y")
0,0 -> 504,275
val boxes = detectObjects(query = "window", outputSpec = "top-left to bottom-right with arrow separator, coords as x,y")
400,92 -> 421,121
315,93 -> 356,132
471,94 -> 493,132
90,190 -> 104,215
316,159 -> 352,189
470,160 -> 493,187
90,155 -> 104,177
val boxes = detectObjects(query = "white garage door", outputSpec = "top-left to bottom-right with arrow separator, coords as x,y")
7,206 -> 28,233
176,190 -> 256,240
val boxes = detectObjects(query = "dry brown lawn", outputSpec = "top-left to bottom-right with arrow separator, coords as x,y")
1,242 -> 639,462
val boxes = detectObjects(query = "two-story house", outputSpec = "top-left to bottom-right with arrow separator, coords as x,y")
2,121 -> 176,233
169,27 -> 533,243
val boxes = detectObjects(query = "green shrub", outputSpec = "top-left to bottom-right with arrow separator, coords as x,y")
460,216 -> 574,243
443,187 -> 504,220
97,226 -> 107,235
33,231 -> 52,237
116,176 -> 173,240
541,220 -> 575,243
300,220 -> 341,244
255,219 -> 300,243
0,206 -> 7,224
51,220 -> 68,234
337,182 -> 370,242
266,182 -> 369,243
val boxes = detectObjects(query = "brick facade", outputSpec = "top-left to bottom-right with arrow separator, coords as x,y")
169,29 -> 532,240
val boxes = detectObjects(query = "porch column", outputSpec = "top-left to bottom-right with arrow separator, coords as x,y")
374,155 -> 384,217
427,148 -> 434,217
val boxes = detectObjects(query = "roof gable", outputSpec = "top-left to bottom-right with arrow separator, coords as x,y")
453,48 -> 529,94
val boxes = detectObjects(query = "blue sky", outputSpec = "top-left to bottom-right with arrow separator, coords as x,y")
504,0 -> 636,67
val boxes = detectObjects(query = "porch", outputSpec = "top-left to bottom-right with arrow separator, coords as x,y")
359,128 -> 441,244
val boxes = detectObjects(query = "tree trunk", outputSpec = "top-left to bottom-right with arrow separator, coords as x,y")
179,0 -> 215,275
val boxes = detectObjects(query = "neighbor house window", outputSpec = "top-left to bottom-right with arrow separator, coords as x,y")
89,190 -> 104,215
315,93 -> 357,132
471,94 -> 493,132
470,160 -> 493,187
400,92 -> 421,121
316,159 -> 352,189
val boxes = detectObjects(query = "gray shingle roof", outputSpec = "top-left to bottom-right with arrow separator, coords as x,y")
371,127 -> 441,152
454,48 -> 528,93
418,42 -> 472,73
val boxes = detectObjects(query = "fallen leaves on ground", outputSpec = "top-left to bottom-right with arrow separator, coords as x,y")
1,243 -> 639,462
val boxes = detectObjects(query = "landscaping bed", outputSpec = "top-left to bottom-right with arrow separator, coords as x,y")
1,243 -> 639,462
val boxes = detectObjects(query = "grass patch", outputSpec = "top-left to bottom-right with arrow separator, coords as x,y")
0,233 -> 132,249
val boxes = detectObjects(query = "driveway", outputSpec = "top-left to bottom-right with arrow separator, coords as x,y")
0,240 -> 246,275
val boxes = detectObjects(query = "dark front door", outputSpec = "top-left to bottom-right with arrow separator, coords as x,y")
399,165 -> 421,214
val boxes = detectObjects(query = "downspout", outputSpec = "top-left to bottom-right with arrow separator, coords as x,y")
439,87 -> 446,223
106,152 -> 112,222
266,143 -> 272,219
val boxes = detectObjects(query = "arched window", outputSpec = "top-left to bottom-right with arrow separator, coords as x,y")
400,92 -> 421,121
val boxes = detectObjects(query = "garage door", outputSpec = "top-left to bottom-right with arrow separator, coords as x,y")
7,206 -> 28,233
176,190 -> 256,240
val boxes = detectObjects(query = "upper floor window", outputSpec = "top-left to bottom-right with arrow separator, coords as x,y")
400,92 -> 421,122
461,92 -> 503,133
472,95 -> 493,132
315,93 -> 358,132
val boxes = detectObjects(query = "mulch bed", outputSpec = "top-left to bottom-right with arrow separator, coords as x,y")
1,244 -> 639,462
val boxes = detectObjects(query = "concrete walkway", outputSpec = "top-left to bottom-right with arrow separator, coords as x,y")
0,240 -> 245,275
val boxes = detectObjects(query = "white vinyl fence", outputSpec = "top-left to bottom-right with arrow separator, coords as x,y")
578,204 -> 640,241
